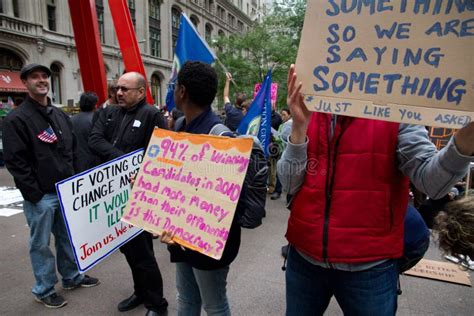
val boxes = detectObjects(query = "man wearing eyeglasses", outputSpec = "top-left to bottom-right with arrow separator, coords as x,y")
89,72 -> 168,316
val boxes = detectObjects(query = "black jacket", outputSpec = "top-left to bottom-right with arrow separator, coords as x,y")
71,111 -> 100,172
2,96 -> 75,203
88,98 -> 166,161
224,102 -> 244,131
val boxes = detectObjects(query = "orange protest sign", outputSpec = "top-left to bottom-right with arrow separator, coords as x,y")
122,128 -> 253,260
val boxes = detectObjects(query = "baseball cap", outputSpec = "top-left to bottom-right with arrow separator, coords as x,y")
20,63 -> 52,80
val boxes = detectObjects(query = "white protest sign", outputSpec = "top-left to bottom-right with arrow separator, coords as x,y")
56,150 -> 144,272
122,129 -> 253,260
296,0 -> 474,128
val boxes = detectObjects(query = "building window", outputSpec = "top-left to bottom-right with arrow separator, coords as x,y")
47,0 -> 56,31
190,15 -> 199,28
96,0 -> 105,43
217,30 -> 225,52
149,0 -> 160,19
128,0 -> 136,30
205,23 -> 213,43
217,6 -> 225,20
0,1 -> 3,14
237,20 -> 244,33
149,0 -> 161,57
239,0 -> 243,10
50,63 -> 62,104
12,0 -> 19,17
228,14 -> 235,28
150,27 -> 161,57
171,7 -> 181,56
0,48 -> 23,71
205,0 -> 214,13
151,74 -> 162,106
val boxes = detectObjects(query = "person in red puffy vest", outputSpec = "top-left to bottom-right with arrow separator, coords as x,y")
278,65 -> 474,316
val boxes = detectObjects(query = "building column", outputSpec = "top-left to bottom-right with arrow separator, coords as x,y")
3,0 -> 14,16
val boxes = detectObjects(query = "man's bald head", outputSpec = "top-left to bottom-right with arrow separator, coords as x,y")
117,72 -> 147,109
121,72 -> 147,88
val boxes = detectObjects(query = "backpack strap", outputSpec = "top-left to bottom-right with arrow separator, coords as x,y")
209,123 -> 232,136
174,116 -> 185,131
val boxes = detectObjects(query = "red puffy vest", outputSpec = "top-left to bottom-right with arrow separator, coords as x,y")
287,113 -> 410,263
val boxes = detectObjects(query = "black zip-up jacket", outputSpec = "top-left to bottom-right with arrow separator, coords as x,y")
88,98 -> 166,162
2,96 -> 75,203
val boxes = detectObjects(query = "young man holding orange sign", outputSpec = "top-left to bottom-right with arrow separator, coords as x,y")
161,61 -> 239,316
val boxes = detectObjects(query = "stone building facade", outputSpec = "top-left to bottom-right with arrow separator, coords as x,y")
0,0 -> 266,106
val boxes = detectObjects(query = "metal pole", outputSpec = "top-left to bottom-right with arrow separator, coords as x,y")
465,163 -> 473,197
215,58 -> 238,88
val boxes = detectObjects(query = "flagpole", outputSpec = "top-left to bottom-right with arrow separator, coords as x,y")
466,163 -> 473,197
215,57 -> 238,89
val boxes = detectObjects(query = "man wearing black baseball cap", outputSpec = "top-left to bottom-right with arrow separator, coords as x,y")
2,63 -> 99,308
19,63 -> 52,80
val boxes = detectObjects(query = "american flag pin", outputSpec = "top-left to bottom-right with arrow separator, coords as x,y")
37,126 -> 58,143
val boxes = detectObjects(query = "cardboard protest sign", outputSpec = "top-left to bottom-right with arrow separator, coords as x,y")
254,83 -> 278,108
122,129 -> 253,260
56,150 -> 144,272
295,0 -> 474,128
404,259 -> 471,286
429,127 -> 457,150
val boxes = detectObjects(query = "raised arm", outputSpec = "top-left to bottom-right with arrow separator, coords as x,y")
398,123 -> 474,199
277,65 -> 312,195
223,72 -> 232,104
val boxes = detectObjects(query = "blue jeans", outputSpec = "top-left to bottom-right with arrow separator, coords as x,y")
176,262 -> 230,316
23,193 -> 83,298
286,246 -> 398,316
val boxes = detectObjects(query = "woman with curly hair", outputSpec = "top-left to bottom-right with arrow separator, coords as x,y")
434,196 -> 474,267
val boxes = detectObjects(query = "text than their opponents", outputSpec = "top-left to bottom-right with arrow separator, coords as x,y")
132,190 -> 186,217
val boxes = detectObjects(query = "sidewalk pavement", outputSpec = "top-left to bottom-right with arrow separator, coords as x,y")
0,166 -> 472,315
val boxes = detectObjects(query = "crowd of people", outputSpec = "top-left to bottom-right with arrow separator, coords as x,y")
2,61 -> 474,316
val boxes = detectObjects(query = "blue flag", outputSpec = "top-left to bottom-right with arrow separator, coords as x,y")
237,70 -> 272,157
165,14 -> 216,111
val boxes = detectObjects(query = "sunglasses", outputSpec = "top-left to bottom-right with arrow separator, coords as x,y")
116,85 -> 142,92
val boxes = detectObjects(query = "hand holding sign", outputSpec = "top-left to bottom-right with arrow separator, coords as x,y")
454,122 -> 474,156
287,65 -> 311,144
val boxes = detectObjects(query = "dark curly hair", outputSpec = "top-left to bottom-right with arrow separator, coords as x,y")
434,196 -> 474,264
177,61 -> 217,108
